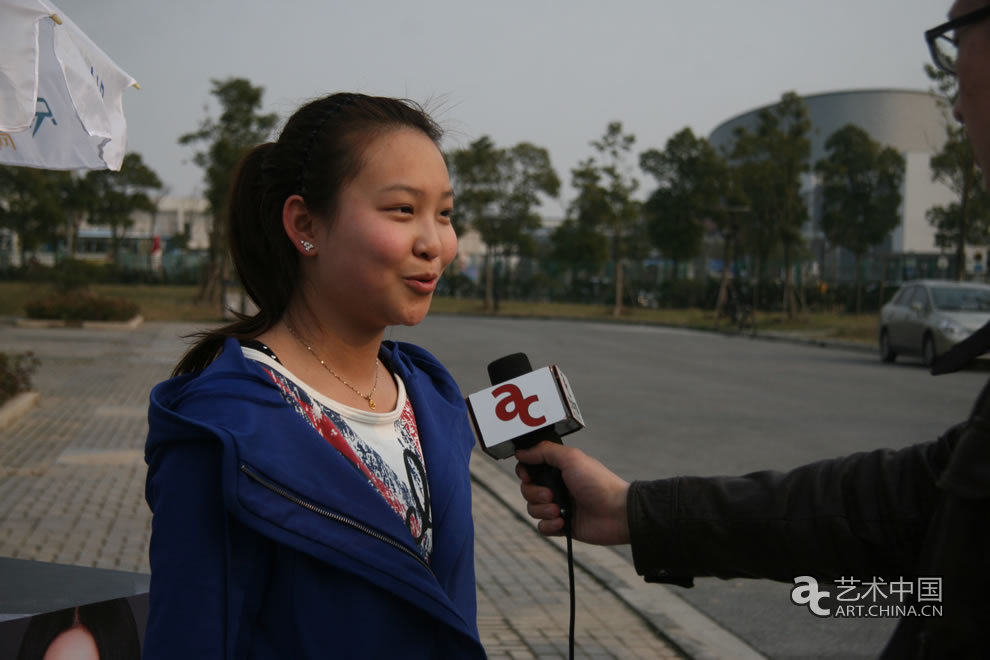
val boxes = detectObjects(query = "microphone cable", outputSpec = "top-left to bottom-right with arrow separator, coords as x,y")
563,507 -> 575,660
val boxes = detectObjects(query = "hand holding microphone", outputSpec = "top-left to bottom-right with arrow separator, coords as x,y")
466,353 -> 583,521
466,353 -> 632,658
466,353 -> 630,545
515,443 -> 631,546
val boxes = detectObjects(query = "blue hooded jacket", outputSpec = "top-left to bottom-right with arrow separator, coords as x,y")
144,337 -> 486,659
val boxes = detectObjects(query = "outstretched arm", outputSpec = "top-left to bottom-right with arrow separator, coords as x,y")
516,431 -> 957,584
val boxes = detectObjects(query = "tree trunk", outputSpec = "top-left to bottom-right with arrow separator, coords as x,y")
877,253 -> 888,311
493,248 -> 501,313
956,168 -> 972,281
752,255 -> 762,313
613,259 -> 624,317
612,233 -> 623,318
198,259 -> 218,303
110,224 -> 119,266
484,247 -> 495,311
855,252 -> 864,314
199,255 -> 224,307
67,211 -> 81,259
198,212 -> 227,305
715,234 -> 733,319
783,243 -> 794,319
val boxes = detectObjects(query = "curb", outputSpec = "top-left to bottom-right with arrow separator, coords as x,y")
14,314 -> 144,330
431,310 -> 878,357
0,391 -> 40,430
469,455 -> 768,660
746,330 -> 876,355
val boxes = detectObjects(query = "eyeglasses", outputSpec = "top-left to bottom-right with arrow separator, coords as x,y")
925,5 -> 990,75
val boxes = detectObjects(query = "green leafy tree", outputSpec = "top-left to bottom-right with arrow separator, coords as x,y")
180,78 -> 277,303
0,166 -> 62,266
729,92 -> 811,316
816,124 -> 905,313
640,128 -> 731,283
924,65 -> 990,280
550,216 -> 609,273
448,136 -> 559,310
576,122 -> 641,317
551,160 -> 610,293
47,172 -> 94,260
85,153 -> 163,265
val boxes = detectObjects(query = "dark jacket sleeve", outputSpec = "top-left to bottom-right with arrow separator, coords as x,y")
628,427 -> 961,585
143,441 -> 229,658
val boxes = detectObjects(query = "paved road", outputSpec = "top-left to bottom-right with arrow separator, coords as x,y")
390,314 -> 987,660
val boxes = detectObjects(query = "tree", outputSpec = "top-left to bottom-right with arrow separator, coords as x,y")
46,171 -> 94,260
179,78 -> 277,303
0,166 -> 62,267
815,124 -> 905,313
577,122 -> 641,317
550,160 -> 610,295
85,153 -> 163,265
448,136 -> 559,310
924,65 -> 990,280
640,128 -> 730,282
729,92 -> 811,316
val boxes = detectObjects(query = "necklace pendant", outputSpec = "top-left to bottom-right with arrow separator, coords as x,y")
368,398 -> 376,410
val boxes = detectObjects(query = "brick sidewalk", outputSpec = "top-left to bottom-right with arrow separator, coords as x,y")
0,321 -> 682,658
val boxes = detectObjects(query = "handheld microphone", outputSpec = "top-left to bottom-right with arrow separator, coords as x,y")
465,353 -> 584,517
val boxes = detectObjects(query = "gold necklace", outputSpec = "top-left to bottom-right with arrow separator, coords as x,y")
284,323 -> 380,410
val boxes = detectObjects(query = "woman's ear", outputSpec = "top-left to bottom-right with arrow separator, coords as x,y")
283,194 -> 318,256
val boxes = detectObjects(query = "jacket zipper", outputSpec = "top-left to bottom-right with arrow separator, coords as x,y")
240,463 -> 433,575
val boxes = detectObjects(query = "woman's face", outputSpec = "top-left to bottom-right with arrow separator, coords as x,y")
308,127 -> 457,331
43,626 -> 99,660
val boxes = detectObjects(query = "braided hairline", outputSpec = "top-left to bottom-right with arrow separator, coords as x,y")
294,94 -> 358,197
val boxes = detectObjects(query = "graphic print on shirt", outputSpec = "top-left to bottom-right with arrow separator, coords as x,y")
262,367 -> 433,560
397,404 -> 432,547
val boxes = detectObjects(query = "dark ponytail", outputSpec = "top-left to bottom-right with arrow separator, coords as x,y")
172,92 -> 443,376
171,142 -> 293,375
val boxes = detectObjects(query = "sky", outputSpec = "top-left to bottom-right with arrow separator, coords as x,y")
56,0 -> 950,219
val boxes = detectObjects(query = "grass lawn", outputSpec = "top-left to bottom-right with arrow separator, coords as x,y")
429,297 -> 879,344
0,281 -> 879,343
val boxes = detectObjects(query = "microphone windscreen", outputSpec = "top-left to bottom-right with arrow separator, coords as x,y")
487,353 -> 532,385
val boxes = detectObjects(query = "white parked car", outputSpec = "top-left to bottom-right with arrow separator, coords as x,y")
878,279 -> 990,366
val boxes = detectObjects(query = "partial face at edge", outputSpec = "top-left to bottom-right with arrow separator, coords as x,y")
951,0 -> 990,184
42,626 -> 100,660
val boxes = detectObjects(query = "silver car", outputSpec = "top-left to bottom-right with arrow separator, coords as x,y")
878,279 -> 990,365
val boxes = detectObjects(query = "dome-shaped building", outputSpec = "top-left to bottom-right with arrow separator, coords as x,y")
709,88 -> 962,282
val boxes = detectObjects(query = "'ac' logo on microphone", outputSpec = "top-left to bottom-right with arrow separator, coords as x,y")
492,384 -> 546,427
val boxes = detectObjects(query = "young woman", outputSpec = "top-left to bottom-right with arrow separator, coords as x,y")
144,93 -> 485,658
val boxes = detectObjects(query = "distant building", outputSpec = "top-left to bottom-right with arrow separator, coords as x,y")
709,88 -> 966,283
130,196 -> 212,250
0,196 -> 214,269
